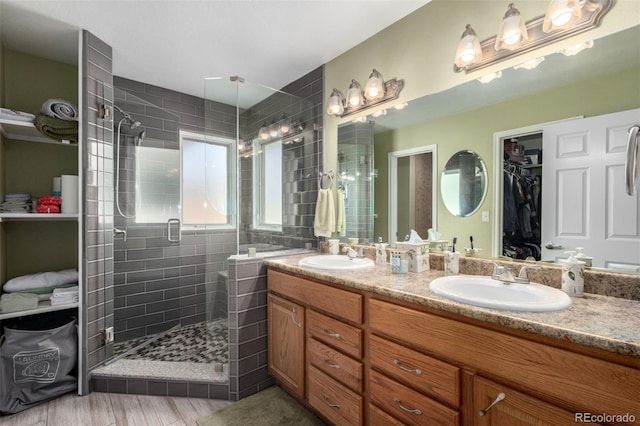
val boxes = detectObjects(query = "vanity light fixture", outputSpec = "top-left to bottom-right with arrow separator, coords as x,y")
364,69 -> 386,101
327,70 -> 404,118
454,24 -> 483,70
268,120 -> 279,138
326,88 -> 345,116
346,79 -> 365,108
543,0 -> 582,33
495,3 -> 528,51
258,122 -> 269,140
279,115 -> 291,134
453,0 -> 611,74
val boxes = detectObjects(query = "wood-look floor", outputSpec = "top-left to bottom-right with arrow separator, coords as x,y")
1,391 -> 232,426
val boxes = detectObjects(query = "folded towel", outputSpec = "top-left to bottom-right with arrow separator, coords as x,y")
52,285 -> 78,295
41,99 -> 78,121
0,108 -> 36,122
3,269 -> 79,293
314,188 -> 336,238
34,114 -> 78,142
336,188 -> 346,237
0,293 -> 39,313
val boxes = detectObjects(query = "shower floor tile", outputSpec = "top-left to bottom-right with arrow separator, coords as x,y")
125,319 -> 228,364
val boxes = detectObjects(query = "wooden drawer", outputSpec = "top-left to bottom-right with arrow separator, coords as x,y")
268,269 -> 363,324
370,334 -> 460,407
369,404 -> 406,426
474,376 -> 579,426
307,337 -> 363,393
369,298 -> 640,416
308,309 -> 362,359
308,364 -> 363,426
369,370 -> 459,426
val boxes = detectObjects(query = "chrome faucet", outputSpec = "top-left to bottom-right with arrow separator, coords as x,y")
515,265 -> 542,284
343,246 -> 364,259
484,260 -> 515,284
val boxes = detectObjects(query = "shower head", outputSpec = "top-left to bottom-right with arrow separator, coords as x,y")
135,129 -> 146,145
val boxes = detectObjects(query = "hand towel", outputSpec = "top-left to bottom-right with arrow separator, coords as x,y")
314,188 -> 336,238
34,114 -> 78,142
336,188 -> 346,237
41,99 -> 78,121
0,293 -> 39,313
3,269 -> 79,293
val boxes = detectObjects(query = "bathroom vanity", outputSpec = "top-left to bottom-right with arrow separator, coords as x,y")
265,254 -> 640,425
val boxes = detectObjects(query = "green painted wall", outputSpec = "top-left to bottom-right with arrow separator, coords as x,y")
1,48 -> 78,279
374,64 -> 640,252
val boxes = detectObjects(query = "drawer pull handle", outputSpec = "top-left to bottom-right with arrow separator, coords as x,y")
393,359 -> 422,375
393,397 -> 422,415
322,327 -> 340,338
323,395 -> 340,409
290,308 -> 301,328
323,357 -> 341,369
479,392 -> 505,416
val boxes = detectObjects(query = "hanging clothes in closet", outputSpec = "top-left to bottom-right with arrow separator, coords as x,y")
503,160 -> 542,260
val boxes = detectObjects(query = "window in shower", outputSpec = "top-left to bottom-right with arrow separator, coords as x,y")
253,137 -> 282,230
181,130 -> 236,228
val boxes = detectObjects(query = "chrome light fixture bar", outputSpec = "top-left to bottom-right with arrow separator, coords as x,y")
454,0 -> 612,73
327,69 -> 404,118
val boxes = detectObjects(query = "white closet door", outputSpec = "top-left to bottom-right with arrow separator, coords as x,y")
542,108 -> 640,270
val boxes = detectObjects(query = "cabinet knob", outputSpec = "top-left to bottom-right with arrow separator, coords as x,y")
479,392 -> 506,416
321,327 -> 341,338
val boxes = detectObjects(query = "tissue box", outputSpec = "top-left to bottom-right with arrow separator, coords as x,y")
401,245 -> 430,273
395,242 -> 429,253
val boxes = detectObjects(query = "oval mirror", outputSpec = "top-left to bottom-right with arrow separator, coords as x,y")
441,150 -> 487,217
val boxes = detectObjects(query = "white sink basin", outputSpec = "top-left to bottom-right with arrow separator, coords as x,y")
297,255 -> 375,272
429,275 -> 572,312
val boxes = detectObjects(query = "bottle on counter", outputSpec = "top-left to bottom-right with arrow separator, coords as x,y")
560,251 -> 585,297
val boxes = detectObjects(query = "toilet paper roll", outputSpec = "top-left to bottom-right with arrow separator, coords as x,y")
61,175 -> 79,214
53,176 -> 61,193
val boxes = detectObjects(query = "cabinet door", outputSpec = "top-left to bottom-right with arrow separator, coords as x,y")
268,293 -> 305,399
474,376 -> 585,426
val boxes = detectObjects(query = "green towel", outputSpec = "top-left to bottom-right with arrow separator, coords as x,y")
34,114 -> 78,143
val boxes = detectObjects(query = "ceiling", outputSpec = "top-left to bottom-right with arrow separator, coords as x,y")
0,0 -> 431,106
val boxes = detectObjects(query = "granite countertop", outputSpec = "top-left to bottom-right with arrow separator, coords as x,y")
264,253 -> 640,360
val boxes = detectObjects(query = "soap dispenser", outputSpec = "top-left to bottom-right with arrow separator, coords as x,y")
560,251 -> 585,297
575,247 -> 592,269
375,237 -> 388,265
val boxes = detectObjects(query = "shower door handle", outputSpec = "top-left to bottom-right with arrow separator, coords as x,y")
167,218 -> 181,243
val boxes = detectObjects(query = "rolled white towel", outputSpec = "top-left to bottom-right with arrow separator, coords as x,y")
41,99 -> 78,121
3,269 -> 79,292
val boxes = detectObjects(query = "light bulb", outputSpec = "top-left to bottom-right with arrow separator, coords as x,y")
326,89 -> 344,116
346,79 -> 364,107
258,124 -> 269,140
364,69 -> 385,101
455,25 -> 482,68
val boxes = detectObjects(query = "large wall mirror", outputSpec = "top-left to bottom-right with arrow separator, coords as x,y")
336,25 -> 640,272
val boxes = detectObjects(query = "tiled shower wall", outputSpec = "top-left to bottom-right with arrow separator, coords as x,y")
111,77 -> 237,343
337,122 -> 375,242
82,30 -> 115,386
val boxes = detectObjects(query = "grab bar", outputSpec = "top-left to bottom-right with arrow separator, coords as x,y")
626,125 -> 640,195
167,218 -> 181,243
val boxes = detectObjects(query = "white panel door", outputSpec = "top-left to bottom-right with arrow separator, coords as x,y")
542,108 -> 640,270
